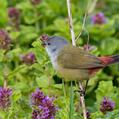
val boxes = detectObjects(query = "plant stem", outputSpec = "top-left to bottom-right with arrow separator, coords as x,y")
66,0 -> 75,46
79,82 -> 87,119
66,0 -> 87,119
62,80 -> 66,97
34,7 -> 39,32
69,81 -> 74,119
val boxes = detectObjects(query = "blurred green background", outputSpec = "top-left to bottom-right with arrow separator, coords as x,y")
0,0 -> 119,118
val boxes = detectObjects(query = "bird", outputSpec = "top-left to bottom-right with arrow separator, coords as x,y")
40,34 -> 119,90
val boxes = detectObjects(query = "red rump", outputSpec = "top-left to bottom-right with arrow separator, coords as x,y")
99,56 -> 114,65
88,56 -> 113,75
89,55 -> 119,75
88,68 -> 101,75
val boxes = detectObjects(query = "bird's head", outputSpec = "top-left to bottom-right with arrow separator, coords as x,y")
40,34 -> 69,58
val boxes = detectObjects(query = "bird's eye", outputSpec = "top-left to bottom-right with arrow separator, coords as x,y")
47,43 -> 51,45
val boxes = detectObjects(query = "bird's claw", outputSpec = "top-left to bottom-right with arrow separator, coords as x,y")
74,89 -> 85,96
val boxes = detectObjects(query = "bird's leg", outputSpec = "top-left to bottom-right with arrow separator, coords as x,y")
84,79 -> 89,94
74,90 -> 85,96
74,79 -> 89,96
79,89 -> 85,97
74,83 -> 85,96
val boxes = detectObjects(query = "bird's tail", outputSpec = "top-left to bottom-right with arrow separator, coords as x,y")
99,54 -> 119,66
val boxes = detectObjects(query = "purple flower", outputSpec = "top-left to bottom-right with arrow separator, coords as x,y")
8,7 -> 20,19
0,30 -> 11,50
32,106 -> 51,119
0,87 -> 12,110
41,96 -> 57,118
31,89 -> 58,119
21,52 -> 36,65
30,0 -> 42,5
91,12 -> 107,24
31,88 -> 45,106
8,7 -> 20,29
32,110 -> 40,119
100,97 -> 115,114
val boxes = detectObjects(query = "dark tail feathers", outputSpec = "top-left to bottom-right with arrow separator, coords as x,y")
110,54 -> 119,64
99,54 -> 119,66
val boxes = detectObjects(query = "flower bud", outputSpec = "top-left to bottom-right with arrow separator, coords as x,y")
8,7 -> 20,29
21,52 -> 36,65
0,87 -> 12,110
40,34 -> 49,41
0,30 -> 11,50
31,88 -> 45,106
31,88 -> 58,119
91,12 -> 107,24
100,97 -> 115,114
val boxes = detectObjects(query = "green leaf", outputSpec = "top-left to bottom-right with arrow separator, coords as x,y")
12,90 -> 22,102
96,81 -> 114,101
0,0 -> 8,27
95,80 -> 119,110
0,50 -> 5,62
0,111 -> 6,119
100,37 -> 119,55
10,31 -> 21,40
69,82 -> 74,119
36,75 -> 53,88
8,65 -> 27,79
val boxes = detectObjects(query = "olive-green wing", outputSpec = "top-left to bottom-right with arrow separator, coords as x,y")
57,45 -> 104,69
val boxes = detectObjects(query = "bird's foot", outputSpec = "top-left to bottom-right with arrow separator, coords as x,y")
74,89 -> 85,96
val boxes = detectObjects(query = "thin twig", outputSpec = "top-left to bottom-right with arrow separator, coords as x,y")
66,0 -> 75,46
66,0 -> 87,119
79,83 -> 87,119
76,0 -> 98,43
75,0 -> 91,42
4,79 -> 7,88
75,12 -> 87,41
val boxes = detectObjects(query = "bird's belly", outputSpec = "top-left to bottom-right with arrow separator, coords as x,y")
51,59 -> 89,81
56,66 -> 89,81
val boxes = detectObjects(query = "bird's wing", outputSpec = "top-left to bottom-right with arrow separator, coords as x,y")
57,45 -> 104,69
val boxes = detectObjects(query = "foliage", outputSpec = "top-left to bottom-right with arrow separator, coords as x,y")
0,0 -> 119,119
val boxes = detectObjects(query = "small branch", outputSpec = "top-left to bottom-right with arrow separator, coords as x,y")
3,66 -> 8,88
75,0 -> 98,43
66,0 -> 87,119
79,83 -> 87,119
4,79 -> 7,88
75,12 -> 87,41
66,0 -> 75,46
34,8 -> 39,32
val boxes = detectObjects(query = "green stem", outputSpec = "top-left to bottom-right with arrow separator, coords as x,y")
62,80 -> 66,97
3,50 -> 9,88
69,81 -> 74,119
34,7 -> 39,32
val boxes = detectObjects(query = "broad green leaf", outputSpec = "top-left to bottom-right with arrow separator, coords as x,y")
12,90 -> 22,102
36,75 -> 54,88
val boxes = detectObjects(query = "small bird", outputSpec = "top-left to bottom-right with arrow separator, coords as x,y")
40,35 -> 119,82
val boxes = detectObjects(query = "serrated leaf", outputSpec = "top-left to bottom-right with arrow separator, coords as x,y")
12,90 -> 22,102
36,75 -> 51,88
